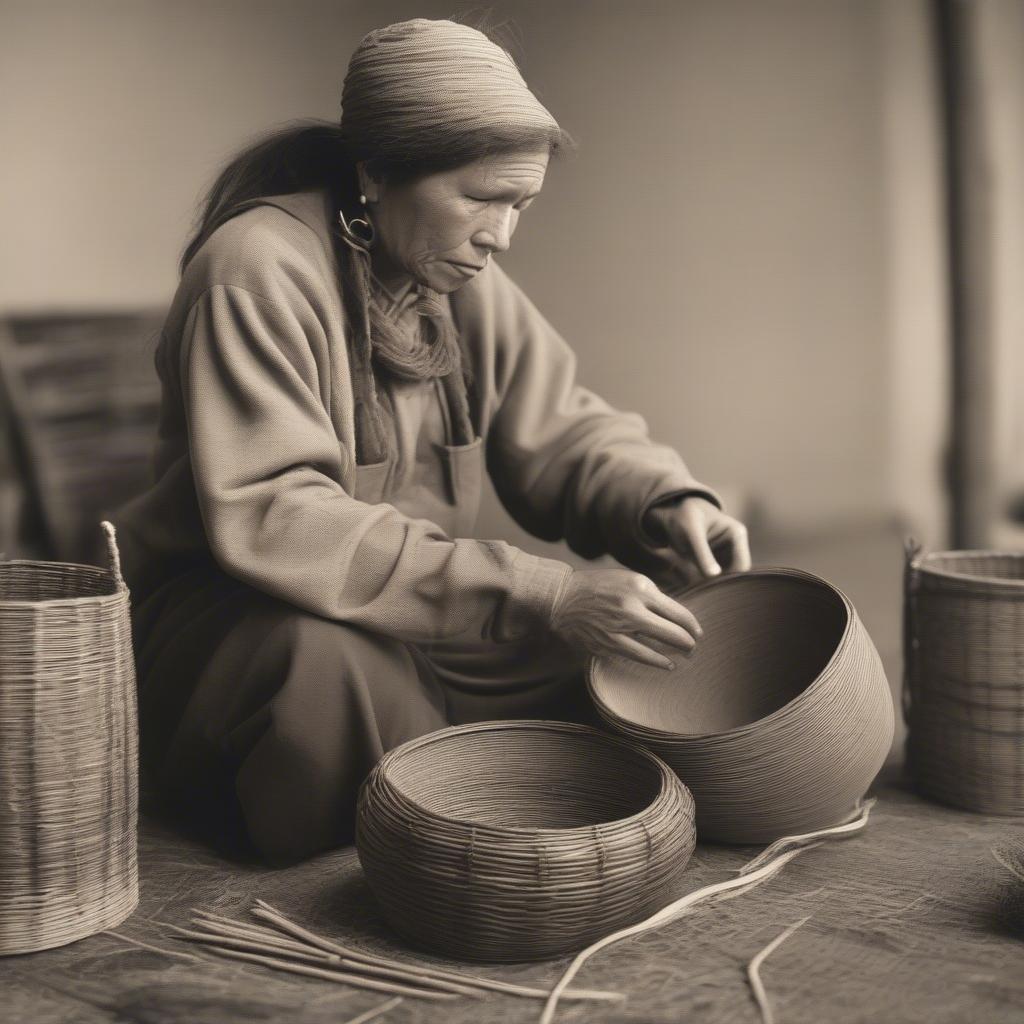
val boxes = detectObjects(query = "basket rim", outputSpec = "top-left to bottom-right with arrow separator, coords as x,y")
912,549 -> 1024,589
0,558 -> 127,605
368,719 -> 686,836
587,566 -> 855,743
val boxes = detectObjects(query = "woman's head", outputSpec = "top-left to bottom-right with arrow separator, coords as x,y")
183,18 -> 567,279
357,148 -> 549,293
339,18 -> 566,292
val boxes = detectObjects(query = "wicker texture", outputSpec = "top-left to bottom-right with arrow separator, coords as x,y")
356,721 -> 695,962
904,545 -> 1024,814
589,568 -> 894,843
0,521 -> 139,954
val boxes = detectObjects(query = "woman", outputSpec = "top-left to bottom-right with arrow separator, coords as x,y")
114,18 -> 751,865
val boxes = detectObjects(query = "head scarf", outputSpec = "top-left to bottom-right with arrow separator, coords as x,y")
335,19 -> 562,465
342,19 -> 559,163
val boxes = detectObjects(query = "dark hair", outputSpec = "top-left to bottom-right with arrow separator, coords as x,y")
180,118 -> 567,274
180,122 -> 342,274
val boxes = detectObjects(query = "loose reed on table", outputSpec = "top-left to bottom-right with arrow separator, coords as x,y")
164,900 -> 625,1005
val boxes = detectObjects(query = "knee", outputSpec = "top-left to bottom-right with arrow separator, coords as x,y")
234,613 -> 447,864
286,613 -> 405,666
272,612 -> 438,722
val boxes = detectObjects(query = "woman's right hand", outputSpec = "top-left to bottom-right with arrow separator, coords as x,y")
549,567 -> 702,670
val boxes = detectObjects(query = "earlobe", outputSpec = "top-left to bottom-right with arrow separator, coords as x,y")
355,161 -> 380,203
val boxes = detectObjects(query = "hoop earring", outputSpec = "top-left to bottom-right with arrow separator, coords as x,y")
338,201 -> 376,251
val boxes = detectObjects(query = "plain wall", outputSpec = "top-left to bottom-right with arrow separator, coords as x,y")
0,0 -> 947,558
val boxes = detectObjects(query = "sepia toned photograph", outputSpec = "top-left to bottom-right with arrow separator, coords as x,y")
1,1 -> 1023,1021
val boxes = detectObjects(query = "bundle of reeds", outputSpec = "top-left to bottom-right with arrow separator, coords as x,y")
164,900 -> 625,1007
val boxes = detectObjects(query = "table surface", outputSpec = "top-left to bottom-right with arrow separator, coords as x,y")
5,523 -> 1021,1024
2,763 -> 1024,1024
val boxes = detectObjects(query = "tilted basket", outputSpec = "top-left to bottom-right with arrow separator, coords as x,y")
904,543 -> 1024,814
356,720 -> 695,962
0,521 -> 138,954
589,568 -> 895,843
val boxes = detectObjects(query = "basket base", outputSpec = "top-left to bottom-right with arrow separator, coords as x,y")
0,882 -> 139,957
911,779 -> 1024,818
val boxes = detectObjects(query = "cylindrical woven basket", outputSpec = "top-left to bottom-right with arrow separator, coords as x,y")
356,720 -> 695,962
0,521 -> 139,955
589,568 -> 895,843
904,543 -> 1024,814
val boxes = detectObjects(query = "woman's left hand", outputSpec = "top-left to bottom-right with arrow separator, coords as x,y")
644,495 -> 752,582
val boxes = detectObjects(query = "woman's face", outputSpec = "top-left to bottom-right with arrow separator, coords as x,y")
360,148 -> 550,293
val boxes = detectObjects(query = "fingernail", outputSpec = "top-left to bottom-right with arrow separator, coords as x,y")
665,661 -> 676,671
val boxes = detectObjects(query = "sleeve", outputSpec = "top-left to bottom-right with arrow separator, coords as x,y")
181,283 -> 572,644
479,266 -> 722,572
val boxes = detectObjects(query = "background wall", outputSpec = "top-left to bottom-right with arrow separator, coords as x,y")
0,0 -> 950,560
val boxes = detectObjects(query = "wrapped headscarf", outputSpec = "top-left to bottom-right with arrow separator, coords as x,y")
335,19 -> 564,465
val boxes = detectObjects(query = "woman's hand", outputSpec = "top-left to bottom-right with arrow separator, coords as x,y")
549,568 -> 702,671
644,495 -> 752,583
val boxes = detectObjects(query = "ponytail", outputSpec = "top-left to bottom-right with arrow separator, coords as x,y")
178,119 -> 475,464
180,121 -> 354,274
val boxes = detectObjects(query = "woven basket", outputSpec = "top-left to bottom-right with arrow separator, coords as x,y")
589,568 -> 894,843
904,543 -> 1024,814
0,521 -> 138,954
356,720 -> 695,962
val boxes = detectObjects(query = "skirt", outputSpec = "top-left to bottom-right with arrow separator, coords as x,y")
131,560 -> 593,865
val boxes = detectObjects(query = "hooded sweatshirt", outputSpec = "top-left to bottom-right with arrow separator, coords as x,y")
112,189 -> 721,645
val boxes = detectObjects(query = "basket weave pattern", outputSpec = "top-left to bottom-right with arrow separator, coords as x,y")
0,522 -> 138,954
904,548 -> 1024,814
356,721 -> 695,962
589,568 -> 894,843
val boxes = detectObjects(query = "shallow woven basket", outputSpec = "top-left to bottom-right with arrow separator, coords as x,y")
0,521 -> 138,954
356,720 -> 695,962
589,568 -> 895,844
904,544 -> 1024,814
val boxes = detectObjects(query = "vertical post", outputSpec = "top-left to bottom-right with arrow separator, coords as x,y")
934,0 -> 995,548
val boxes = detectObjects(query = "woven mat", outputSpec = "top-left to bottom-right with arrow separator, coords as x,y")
2,763 -> 1023,1024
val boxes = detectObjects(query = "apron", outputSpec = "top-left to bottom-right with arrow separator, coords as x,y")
352,376 -> 484,541
352,374 -> 591,723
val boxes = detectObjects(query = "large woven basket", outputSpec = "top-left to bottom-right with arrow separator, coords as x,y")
589,568 -> 895,843
0,521 -> 138,954
904,543 -> 1024,814
356,720 -> 695,962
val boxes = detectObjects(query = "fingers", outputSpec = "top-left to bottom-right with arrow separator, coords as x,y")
609,579 -> 701,655
651,554 -> 704,596
670,501 -> 722,578
707,520 -> 752,572
665,502 -> 752,578
633,617 -> 697,656
682,516 -> 722,577
604,633 -> 677,671
727,521 -> 752,571
644,586 -> 703,640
